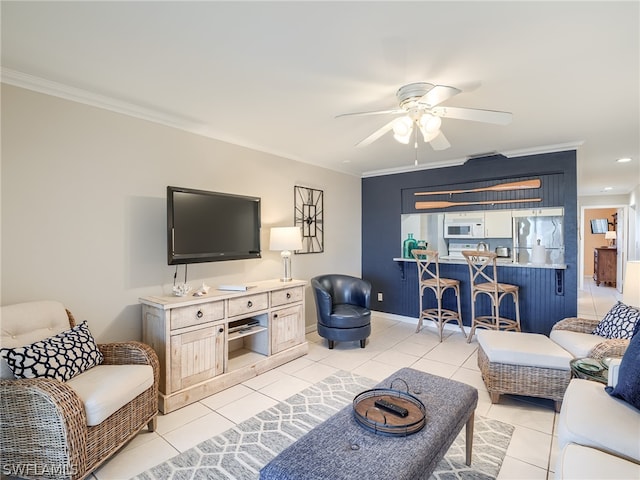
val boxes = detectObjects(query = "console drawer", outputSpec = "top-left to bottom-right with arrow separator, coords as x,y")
171,302 -> 224,330
228,293 -> 269,317
271,286 -> 304,307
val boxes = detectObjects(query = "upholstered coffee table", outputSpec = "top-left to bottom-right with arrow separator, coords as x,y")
259,367 -> 478,480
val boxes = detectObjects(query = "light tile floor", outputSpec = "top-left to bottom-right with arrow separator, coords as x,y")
92,278 -> 620,480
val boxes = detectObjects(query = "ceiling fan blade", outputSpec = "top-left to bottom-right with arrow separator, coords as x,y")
355,119 -> 395,147
336,109 -> 404,118
429,131 -> 451,151
432,106 -> 513,125
419,85 -> 461,108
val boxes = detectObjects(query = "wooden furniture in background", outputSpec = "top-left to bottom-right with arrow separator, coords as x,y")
593,247 -> 617,287
141,279 -> 307,413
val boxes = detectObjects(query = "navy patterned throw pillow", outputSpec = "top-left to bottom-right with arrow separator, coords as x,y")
4,320 -> 103,381
592,301 -> 640,339
606,324 -> 640,410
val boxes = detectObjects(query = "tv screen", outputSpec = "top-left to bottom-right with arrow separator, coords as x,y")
167,186 -> 261,264
590,218 -> 608,234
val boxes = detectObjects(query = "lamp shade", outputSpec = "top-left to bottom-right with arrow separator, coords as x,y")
605,231 -> 617,240
270,227 -> 302,252
623,260 -> 640,308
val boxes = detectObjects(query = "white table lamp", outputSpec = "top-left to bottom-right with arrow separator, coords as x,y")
605,230 -> 617,247
623,260 -> 640,308
270,227 -> 302,282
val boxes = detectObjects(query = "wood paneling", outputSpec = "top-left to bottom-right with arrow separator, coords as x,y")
362,152 -> 578,335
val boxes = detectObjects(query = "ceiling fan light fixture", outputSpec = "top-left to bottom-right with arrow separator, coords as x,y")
419,113 -> 442,133
392,116 -> 413,144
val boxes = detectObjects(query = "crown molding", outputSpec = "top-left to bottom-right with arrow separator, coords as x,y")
1,68 -> 205,133
503,141 -> 584,158
3,68 -> 586,181
361,142 -> 584,178
362,157 -> 468,178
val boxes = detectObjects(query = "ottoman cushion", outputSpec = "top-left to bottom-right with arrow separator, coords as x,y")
477,331 -> 572,370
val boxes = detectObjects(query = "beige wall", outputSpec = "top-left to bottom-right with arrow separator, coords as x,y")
583,208 -> 616,274
1,85 -> 362,341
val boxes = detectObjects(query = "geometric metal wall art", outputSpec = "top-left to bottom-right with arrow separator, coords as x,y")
294,185 -> 324,254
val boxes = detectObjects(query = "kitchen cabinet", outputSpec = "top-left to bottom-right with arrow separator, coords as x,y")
484,211 -> 512,238
513,207 -> 564,217
444,212 -> 485,220
594,247 -> 616,287
141,279 -> 307,413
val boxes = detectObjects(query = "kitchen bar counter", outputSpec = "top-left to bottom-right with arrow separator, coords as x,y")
393,257 -> 567,270
391,256 -> 568,334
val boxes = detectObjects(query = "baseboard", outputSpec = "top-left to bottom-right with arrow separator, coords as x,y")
305,310 -> 470,335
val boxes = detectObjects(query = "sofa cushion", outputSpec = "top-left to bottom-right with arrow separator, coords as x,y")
548,329 -> 605,358
66,364 -> 154,426
2,320 -> 103,382
555,443 -> 640,480
558,379 -> 640,463
592,301 -> 640,339
606,326 -> 640,410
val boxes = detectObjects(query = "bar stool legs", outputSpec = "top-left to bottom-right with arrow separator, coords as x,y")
413,249 -> 468,342
463,250 -> 521,343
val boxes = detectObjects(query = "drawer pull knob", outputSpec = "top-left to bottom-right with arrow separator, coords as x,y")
286,293 -> 291,299
219,327 -> 224,333
274,314 -> 278,319
196,310 -> 203,318
247,300 -> 253,308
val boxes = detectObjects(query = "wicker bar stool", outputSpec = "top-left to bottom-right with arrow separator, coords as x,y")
462,250 -> 521,343
412,249 -> 467,341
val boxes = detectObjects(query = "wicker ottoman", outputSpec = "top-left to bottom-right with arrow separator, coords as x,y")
477,330 -> 573,412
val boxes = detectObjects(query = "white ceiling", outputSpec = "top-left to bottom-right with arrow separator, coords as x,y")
2,1 -> 638,196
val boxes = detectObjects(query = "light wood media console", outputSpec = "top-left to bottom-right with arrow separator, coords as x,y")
140,279 -> 308,413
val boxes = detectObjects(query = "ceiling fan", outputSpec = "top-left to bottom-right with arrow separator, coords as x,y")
337,82 -> 513,151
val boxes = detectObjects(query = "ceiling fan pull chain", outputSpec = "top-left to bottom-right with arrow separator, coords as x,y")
414,125 -> 419,166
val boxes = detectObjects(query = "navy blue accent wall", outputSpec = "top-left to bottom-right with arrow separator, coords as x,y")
362,151 -> 578,335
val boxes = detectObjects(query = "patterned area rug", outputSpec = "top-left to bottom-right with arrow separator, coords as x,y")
134,371 -> 513,480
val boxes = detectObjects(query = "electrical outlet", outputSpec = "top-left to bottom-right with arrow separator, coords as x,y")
377,293 -> 383,302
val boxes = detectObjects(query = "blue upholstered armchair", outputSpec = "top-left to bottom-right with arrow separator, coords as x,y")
311,274 -> 372,349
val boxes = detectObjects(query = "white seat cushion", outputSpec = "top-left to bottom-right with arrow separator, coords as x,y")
549,329 -> 605,358
558,379 -> 640,463
555,443 -> 640,480
66,364 -> 153,426
477,330 -> 573,369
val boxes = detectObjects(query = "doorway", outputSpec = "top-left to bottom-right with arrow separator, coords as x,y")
579,205 -> 628,293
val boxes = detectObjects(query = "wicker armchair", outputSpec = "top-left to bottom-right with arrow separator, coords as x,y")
0,301 -> 159,480
550,317 -> 629,359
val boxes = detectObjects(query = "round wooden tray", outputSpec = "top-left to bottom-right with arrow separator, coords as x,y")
353,380 -> 426,436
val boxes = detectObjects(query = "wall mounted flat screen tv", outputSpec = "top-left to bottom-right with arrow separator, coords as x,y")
167,186 -> 261,265
590,218 -> 609,234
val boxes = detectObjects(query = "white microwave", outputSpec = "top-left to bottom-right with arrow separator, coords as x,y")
444,218 -> 485,239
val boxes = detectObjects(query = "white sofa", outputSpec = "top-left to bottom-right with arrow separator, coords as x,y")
555,359 -> 640,479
